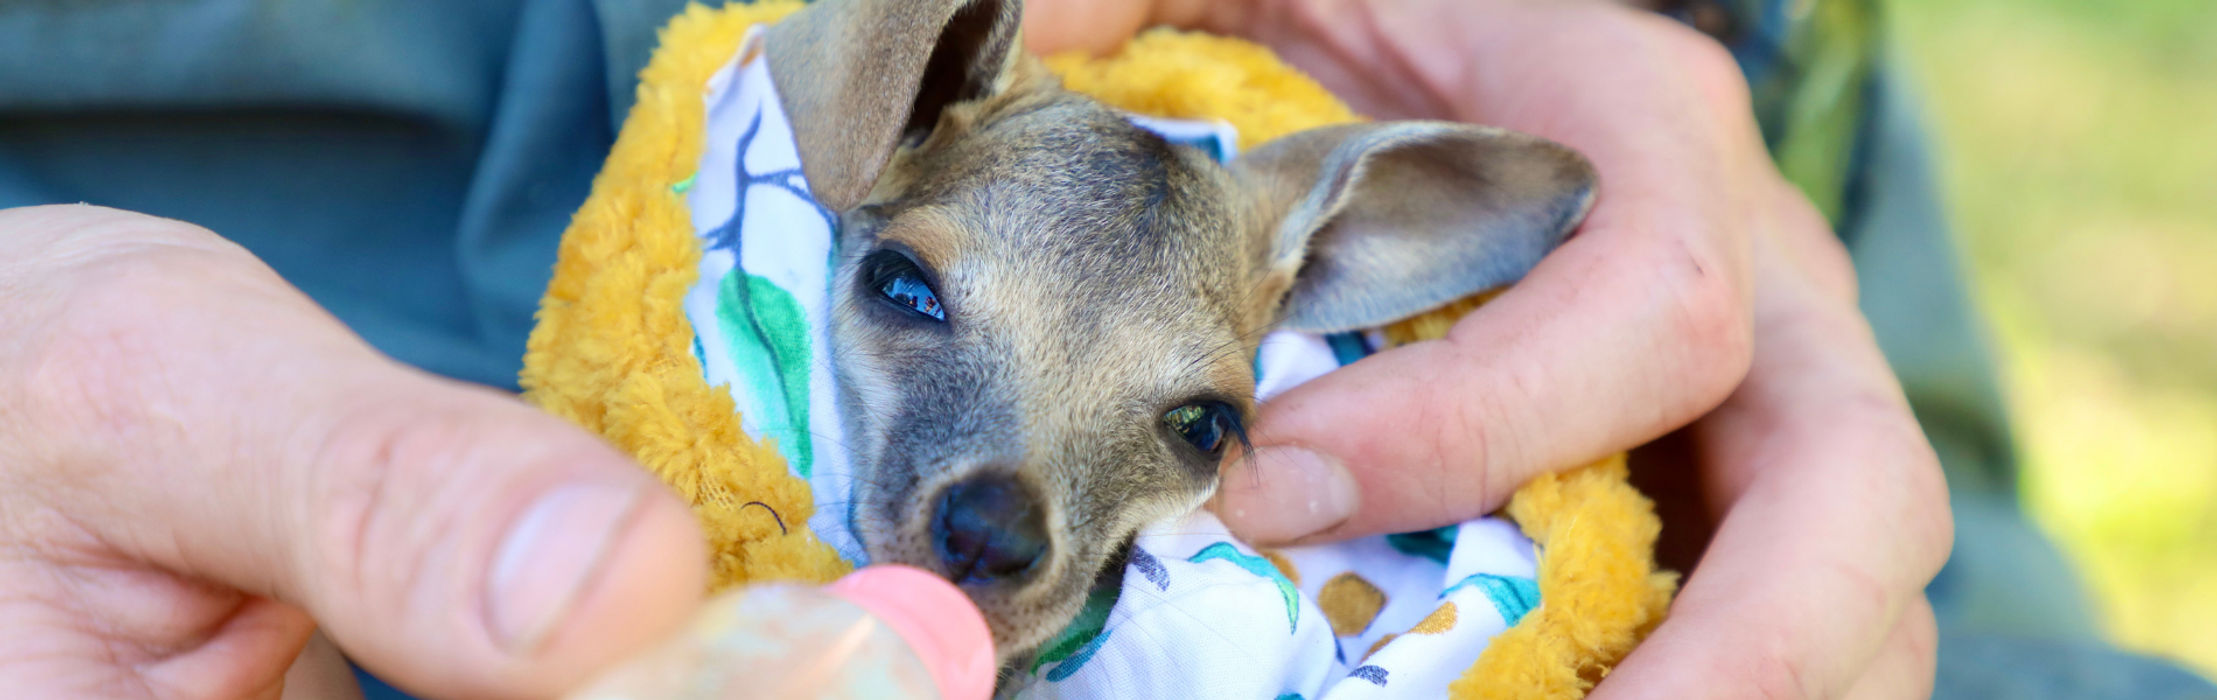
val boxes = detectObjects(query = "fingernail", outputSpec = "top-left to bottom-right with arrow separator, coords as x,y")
827,565 -> 997,700
486,481 -> 644,653
1217,447 -> 1360,544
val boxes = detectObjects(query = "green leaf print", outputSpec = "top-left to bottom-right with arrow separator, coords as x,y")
717,271 -> 814,478
1031,578 -> 1122,675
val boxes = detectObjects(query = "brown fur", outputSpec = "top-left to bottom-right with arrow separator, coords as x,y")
766,0 -> 1597,664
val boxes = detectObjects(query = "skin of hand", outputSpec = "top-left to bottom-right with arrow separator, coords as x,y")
1027,0 -> 1953,698
0,204 -> 710,700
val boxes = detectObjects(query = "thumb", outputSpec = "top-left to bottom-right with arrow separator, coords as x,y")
1215,225 -> 1749,545
20,207 -> 705,700
1212,333 -> 1555,546
277,378 -> 709,700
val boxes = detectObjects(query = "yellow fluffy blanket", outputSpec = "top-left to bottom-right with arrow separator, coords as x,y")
520,3 -> 1673,697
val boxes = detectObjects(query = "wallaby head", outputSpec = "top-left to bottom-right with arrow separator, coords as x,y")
763,0 -> 1596,664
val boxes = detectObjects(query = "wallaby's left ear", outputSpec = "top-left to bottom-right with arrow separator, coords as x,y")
764,0 -> 1023,210
1234,122 -> 1597,334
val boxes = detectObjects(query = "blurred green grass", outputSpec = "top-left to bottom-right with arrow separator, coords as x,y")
1889,0 -> 2217,677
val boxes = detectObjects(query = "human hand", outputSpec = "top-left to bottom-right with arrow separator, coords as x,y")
0,205 -> 707,699
1027,1 -> 1951,698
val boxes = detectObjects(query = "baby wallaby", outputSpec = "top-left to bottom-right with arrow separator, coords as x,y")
765,0 -> 1595,664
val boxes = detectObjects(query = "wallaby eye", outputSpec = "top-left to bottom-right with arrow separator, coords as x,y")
862,249 -> 946,322
1163,402 -> 1239,457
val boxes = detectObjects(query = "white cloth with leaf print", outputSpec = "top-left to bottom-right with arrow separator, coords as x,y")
681,29 -> 1546,700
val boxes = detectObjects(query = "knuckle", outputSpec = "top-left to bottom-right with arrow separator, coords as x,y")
1899,600 -> 1941,668
1448,372 -> 1518,503
1646,18 -> 1755,119
1860,409 -> 1952,568
1825,551 -> 1898,628
1739,629 -> 1822,700
1663,252 -> 1756,413
305,410 -> 398,607
299,387 -> 583,622
1413,341 -> 1528,507
1580,7 -> 1753,119
1896,446 -> 1955,577
1825,395 -> 1956,580
298,396 -> 474,618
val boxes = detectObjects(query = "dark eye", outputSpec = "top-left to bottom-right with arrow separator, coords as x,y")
1163,402 -> 1240,457
862,249 -> 946,322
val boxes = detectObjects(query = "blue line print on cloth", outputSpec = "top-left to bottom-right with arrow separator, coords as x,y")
702,107 -> 841,478
1130,547 -> 1171,591
1044,629 -> 1114,682
704,110 -> 799,385
1189,543 -> 1301,634
1444,573 -> 1542,627
1350,665 -> 1390,686
705,110 -> 836,254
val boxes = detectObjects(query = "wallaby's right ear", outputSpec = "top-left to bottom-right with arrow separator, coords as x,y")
1234,122 -> 1598,334
765,0 -> 1022,210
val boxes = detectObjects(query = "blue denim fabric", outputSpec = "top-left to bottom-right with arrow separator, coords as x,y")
1844,70 -> 2211,697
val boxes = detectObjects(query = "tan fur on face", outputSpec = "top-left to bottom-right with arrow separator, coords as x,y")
825,55 -> 1293,660
778,0 -> 1593,668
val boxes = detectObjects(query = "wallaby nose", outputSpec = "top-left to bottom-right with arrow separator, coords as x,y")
933,475 -> 1049,583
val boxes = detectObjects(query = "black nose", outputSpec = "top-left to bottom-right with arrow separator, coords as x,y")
933,475 -> 1048,583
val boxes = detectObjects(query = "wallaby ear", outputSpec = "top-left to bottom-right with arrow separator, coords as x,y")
764,0 -> 1022,210
1234,122 -> 1598,334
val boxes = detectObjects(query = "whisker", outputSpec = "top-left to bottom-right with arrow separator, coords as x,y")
738,501 -> 788,535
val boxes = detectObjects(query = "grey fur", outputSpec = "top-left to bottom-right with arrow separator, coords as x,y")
1236,123 -> 1597,333
762,0 -> 1596,665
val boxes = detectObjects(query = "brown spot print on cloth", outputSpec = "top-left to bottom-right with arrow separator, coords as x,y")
1318,572 -> 1387,636
1361,601 -> 1463,663
1409,601 -> 1459,635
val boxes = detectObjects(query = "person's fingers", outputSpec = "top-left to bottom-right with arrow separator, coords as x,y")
0,555 -> 318,700
1020,0 -> 1255,55
0,507 -> 305,700
1218,9 -> 1762,544
137,597 -> 315,700
1589,433 -> 1944,700
2,205 -> 707,700
1585,199 -> 1952,700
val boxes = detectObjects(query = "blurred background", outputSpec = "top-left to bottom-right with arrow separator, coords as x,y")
1889,0 -> 2217,678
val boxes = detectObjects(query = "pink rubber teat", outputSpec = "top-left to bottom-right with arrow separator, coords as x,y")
826,565 -> 996,700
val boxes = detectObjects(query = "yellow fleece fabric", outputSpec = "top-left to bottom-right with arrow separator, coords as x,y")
521,1 -> 848,589
522,6 -> 1674,698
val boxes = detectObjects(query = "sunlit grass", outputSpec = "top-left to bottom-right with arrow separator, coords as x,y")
1891,0 -> 2217,677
